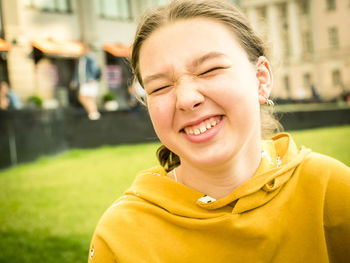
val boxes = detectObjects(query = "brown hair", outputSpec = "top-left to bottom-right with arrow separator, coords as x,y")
131,0 -> 281,172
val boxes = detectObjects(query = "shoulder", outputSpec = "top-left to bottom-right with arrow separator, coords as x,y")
97,166 -> 166,226
298,151 -> 350,204
289,151 -> 350,199
97,195 -> 146,229
298,151 -> 349,179
91,195 -> 147,250
317,156 -> 350,262
89,194 -> 149,262
89,167 -> 167,261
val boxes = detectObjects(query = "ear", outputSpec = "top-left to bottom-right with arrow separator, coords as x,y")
256,56 -> 273,104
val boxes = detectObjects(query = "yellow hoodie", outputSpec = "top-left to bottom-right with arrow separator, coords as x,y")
88,133 -> 350,263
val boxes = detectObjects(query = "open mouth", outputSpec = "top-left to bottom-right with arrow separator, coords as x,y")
180,115 -> 223,136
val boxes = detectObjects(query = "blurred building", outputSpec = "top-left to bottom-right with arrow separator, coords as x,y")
0,0 -> 349,107
243,0 -> 350,101
0,0 -> 168,109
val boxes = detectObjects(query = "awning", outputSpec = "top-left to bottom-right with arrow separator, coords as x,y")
31,39 -> 85,58
0,38 -> 10,51
104,43 -> 132,58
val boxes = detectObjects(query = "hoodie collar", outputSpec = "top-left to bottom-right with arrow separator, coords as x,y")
126,133 -> 311,216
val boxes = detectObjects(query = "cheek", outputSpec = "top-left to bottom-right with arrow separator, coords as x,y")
206,74 -> 259,107
204,74 -> 260,126
147,97 -> 174,133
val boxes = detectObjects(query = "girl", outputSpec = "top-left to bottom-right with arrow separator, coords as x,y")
89,1 -> 350,262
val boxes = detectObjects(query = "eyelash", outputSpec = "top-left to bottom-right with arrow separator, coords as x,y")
150,85 -> 170,94
199,67 -> 223,76
149,67 -> 224,94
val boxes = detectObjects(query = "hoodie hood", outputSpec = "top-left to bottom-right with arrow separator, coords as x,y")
125,133 -> 311,217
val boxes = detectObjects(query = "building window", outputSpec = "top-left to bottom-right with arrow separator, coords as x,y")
97,0 -> 132,20
226,0 -> 241,6
328,27 -> 339,49
303,73 -> 311,87
284,75 -> 291,97
302,31 -> 313,53
149,0 -> 169,7
326,0 -> 336,10
300,0 -> 309,14
24,0 -> 71,13
280,3 -> 287,18
257,6 -> 267,19
332,69 -> 341,86
0,10 -> 3,37
282,35 -> 290,57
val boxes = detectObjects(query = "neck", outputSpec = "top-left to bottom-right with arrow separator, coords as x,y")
176,140 -> 262,200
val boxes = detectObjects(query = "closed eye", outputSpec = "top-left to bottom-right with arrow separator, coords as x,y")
150,85 -> 170,94
199,67 -> 225,76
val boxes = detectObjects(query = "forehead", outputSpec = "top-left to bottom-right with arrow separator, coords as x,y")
140,17 -> 242,55
139,17 -> 247,76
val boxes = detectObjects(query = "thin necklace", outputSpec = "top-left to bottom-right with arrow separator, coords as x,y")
173,168 -> 178,182
173,153 -> 281,184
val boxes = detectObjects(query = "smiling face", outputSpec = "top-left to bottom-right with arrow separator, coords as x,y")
139,18 -> 268,169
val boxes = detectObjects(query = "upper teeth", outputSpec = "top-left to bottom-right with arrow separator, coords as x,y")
184,116 -> 221,135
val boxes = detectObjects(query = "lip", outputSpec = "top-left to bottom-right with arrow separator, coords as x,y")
179,114 -> 223,132
181,115 -> 225,143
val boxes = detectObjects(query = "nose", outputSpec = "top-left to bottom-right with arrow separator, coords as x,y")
175,78 -> 205,111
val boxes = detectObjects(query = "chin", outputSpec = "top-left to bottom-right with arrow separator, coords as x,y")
181,149 -> 234,169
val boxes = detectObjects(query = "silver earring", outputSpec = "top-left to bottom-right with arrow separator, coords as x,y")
265,97 -> 274,106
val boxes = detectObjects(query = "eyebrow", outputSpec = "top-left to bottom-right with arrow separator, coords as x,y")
142,51 -> 228,86
143,72 -> 169,87
188,51 -> 228,71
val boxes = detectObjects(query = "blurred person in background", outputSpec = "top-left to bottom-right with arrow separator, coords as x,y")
0,81 -> 22,110
88,1 -> 350,262
311,84 -> 321,102
70,45 -> 101,120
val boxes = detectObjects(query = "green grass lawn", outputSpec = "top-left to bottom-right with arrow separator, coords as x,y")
0,125 -> 349,263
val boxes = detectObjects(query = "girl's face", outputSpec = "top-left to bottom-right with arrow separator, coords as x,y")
139,18 -> 268,169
